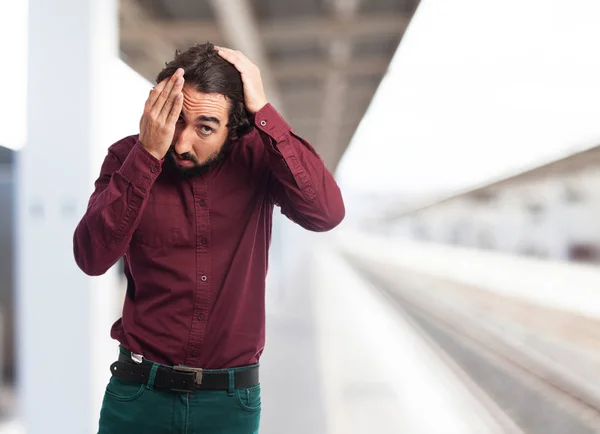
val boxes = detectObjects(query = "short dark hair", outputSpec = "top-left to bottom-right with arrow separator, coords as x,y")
156,42 -> 252,138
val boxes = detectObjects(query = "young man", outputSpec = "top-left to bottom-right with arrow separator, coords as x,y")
73,42 -> 344,433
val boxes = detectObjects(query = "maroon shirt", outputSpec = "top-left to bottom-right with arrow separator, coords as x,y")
73,104 -> 344,369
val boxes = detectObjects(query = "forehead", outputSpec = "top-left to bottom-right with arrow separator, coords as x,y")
181,86 -> 230,120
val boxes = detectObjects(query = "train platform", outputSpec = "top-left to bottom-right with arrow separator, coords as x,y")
2,231 -> 600,433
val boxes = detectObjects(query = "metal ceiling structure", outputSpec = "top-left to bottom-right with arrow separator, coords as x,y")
120,0 -> 420,171
381,144 -> 600,221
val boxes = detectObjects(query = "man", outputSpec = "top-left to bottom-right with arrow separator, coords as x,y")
73,42 -> 344,434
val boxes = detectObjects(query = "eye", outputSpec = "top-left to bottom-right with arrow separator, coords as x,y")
199,125 -> 213,136
177,115 -> 185,123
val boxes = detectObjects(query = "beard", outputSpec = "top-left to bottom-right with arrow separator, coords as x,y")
166,136 -> 234,178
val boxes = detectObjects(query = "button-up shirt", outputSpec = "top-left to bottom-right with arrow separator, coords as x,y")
73,104 -> 345,368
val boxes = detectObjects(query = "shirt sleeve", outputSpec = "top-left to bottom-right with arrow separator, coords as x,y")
254,103 -> 345,232
73,138 -> 163,275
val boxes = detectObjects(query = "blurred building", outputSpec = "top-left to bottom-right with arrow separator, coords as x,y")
387,145 -> 600,263
0,146 -> 14,385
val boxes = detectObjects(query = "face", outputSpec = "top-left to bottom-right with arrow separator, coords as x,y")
168,86 -> 231,177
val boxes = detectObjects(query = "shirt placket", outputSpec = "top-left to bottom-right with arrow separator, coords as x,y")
185,176 -> 211,366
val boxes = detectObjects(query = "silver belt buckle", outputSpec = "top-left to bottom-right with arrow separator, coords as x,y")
131,353 -> 143,364
173,365 -> 204,386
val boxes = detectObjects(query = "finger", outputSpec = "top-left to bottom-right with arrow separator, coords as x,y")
215,47 -> 245,67
145,77 -> 169,110
216,46 -> 241,59
220,48 -> 258,76
166,93 -> 183,126
159,80 -> 184,123
151,68 -> 184,113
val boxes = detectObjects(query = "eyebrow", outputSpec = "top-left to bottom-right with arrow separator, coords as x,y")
196,115 -> 221,126
180,110 -> 222,126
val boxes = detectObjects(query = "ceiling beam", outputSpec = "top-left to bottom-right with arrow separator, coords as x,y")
293,120 -> 363,132
264,13 -> 410,46
284,98 -> 371,118
120,0 -> 179,80
207,0 -> 283,112
272,56 -> 389,80
281,84 -> 378,104
120,13 -> 410,49
288,109 -> 366,125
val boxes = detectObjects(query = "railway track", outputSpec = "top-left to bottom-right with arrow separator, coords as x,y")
345,255 -> 600,434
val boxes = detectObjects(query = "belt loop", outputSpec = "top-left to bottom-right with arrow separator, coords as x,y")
146,363 -> 159,390
227,369 -> 235,396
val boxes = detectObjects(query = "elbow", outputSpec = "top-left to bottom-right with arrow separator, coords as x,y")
78,263 -> 108,277
73,231 -> 110,277
74,246 -> 109,277
320,184 -> 346,231
322,200 -> 345,231
307,198 -> 345,232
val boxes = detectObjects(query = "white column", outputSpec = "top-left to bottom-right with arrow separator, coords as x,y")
17,0 -> 119,433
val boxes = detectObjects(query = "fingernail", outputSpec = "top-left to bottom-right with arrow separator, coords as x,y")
176,76 -> 184,85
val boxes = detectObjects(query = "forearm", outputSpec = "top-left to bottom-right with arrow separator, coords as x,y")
256,104 -> 345,231
73,141 -> 162,275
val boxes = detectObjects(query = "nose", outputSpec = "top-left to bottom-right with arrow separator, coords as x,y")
173,127 -> 194,156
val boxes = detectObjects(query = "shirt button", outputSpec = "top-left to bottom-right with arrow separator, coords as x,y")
200,237 -> 208,245
198,314 -> 204,321
150,166 -> 158,173
259,120 -> 267,127
199,199 -> 206,207
201,275 -> 207,282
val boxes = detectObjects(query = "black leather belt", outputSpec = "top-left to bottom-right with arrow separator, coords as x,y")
110,352 -> 259,393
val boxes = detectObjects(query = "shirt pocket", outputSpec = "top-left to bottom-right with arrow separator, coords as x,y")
132,202 -> 191,248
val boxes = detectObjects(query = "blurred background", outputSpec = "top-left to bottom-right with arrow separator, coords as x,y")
2,0 -> 600,432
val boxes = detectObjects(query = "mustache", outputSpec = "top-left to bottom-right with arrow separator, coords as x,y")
179,153 -> 194,161
170,148 -> 198,163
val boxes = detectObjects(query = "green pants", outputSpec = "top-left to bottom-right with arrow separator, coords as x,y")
98,350 -> 261,434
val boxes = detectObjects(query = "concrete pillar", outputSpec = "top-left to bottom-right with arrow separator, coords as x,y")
16,0 -> 119,433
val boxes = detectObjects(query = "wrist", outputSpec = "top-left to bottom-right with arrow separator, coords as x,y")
249,100 -> 268,115
148,149 -> 165,161
139,141 -> 166,161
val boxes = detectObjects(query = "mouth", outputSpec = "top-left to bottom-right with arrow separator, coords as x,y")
175,157 -> 194,167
